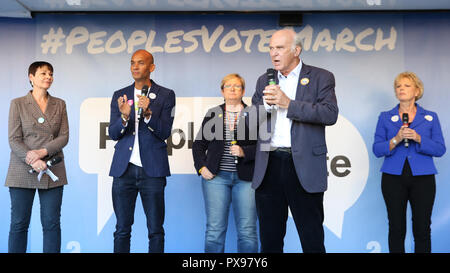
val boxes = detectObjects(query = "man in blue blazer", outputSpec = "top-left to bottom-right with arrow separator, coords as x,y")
108,49 -> 175,253
251,29 -> 338,253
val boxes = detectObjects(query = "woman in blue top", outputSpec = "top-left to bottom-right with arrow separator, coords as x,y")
373,72 -> 446,253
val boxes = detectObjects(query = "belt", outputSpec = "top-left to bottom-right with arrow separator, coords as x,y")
271,147 -> 292,154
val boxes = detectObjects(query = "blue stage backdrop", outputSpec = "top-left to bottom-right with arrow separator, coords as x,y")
0,12 -> 449,253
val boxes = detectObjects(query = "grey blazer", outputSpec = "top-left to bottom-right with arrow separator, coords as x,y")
5,91 -> 69,189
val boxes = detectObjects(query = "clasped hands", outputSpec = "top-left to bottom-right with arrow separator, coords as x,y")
117,94 -> 152,120
201,145 -> 245,180
263,84 -> 291,109
394,125 -> 421,144
26,148 -> 48,172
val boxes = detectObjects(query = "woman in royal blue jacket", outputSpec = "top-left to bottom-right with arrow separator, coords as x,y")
373,72 -> 446,253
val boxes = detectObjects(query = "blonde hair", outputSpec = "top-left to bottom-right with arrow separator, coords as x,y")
220,73 -> 245,91
394,71 -> 424,101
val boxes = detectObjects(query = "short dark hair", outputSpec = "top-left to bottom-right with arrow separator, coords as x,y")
28,61 -> 53,87
28,61 -> 53,76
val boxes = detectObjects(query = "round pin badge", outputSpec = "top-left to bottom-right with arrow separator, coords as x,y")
300,78 -> 310,85
149,93 -> 156,100
425,115 -> 433,121
38,117 -> 45,124
391,115 -> 399,122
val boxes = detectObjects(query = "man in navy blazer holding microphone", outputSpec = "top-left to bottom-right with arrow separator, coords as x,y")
108,49 -> 175,253
251,28 -> 338,253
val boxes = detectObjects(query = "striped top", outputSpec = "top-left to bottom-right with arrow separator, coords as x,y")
219,110 -> 240,172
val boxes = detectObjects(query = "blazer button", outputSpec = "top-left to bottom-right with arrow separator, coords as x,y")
133,132 -> 136,135
129,147 -> 132,151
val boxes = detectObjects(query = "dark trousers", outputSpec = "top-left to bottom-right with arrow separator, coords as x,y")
8,186 -> 63,253
255,150 -> 325,253
112,163 -> 166,253
382,160 -> 436,253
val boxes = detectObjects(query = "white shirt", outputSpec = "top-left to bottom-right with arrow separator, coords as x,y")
264,61 -> 302,148
129,87 -> 151,167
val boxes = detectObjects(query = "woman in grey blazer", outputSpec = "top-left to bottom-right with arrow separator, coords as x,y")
5,61 -> 69,253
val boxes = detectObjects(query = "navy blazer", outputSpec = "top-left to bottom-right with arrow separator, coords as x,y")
373,104 -> 445,175
192,103 -> 257,181
251,63 -> 338,193
109,80 -> 176,178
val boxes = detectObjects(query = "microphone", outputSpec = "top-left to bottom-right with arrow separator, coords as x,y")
267,68 -> 276,85
230,140 -> 238,164
137,85 -> 149,118
402,113 -> 409,148
231,127 -> 238,164
265,68 -> 277,106
28,156 -> 62,174
47,156 -> 62,167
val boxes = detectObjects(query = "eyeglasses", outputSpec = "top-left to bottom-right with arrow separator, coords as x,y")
223,84 -> 242,89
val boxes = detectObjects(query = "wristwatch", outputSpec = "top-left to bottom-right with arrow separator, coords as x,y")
392,138 -> 398,145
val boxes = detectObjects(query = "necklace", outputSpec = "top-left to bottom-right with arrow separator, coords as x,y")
225,104 -> 242,132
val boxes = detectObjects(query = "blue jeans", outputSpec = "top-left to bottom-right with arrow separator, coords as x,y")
112,163 -> 166,253
202,170 -> 258,253
8,186 -> 64,253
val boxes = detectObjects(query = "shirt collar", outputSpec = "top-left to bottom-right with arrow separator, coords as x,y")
278,59 -> 303,79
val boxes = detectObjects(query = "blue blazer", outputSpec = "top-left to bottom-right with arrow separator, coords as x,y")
251,63 -> 339,193
108,80 -> 176,178
373,104 -> 445,175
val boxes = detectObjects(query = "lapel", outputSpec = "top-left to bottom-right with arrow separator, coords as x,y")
388,103 -> 427,129
148,79 -> 160,107
238,102 -> 249,140
220,103 -> 226,140
26,91 -> 53,130
44,93 -> 58,127
125,83 -> 135,103
26,91 -> 42,123
388,104 -> 403,129
295,63 -> 312,101
240,101 -> 249,123
410,104 -> 426,129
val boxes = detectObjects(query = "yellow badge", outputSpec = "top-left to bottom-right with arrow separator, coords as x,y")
219,114 -> 223,118
300,77 -> 309,85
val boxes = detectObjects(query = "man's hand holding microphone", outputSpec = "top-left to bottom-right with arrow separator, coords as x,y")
263,68 -> 291,109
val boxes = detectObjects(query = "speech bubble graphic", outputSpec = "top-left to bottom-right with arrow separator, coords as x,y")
79,98 -> 368,237
79,98 -> 115,235
323,114 -> 369,238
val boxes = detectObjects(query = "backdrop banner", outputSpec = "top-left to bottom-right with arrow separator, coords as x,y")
0,12 -> 449,253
